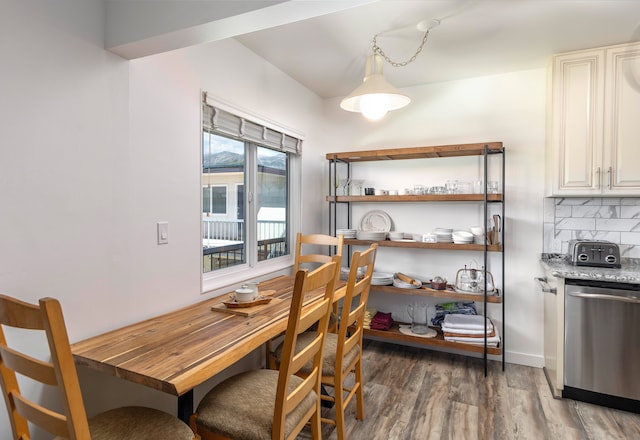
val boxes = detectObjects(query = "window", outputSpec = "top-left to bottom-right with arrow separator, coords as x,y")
202,185 -> 228,215
201,98 -> 302,279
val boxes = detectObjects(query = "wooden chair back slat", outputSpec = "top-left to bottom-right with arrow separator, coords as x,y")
0,345 -> 58,385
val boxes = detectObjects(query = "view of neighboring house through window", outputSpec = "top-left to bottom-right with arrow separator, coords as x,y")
202,101 -> 299,275
202,185 -> 228,215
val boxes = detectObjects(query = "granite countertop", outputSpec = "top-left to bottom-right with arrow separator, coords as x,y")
540,254 -> 640,284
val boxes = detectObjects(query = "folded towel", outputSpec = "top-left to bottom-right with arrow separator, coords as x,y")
431,302 -> 477,326
370,311 -> 393,330
442,314 -> 491,331
441,322 -> 494,335
444,323 -> 500,346
363,308 -> 376,329
443,328 -> 496,338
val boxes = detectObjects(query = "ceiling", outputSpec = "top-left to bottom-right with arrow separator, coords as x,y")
234,0 -> 640,100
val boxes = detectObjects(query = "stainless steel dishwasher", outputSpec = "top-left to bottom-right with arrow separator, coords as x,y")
564,278 -> 640,413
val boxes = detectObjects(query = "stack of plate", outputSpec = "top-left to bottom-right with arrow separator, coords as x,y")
393,276 -> 422,289
452,230 -> 474,244
371,272 -> 394,285
340,266 -> 365,280
336,228 -> 357,239
433,228 -> 453,243
356,231 -> 387,241
388,231 -> 405,241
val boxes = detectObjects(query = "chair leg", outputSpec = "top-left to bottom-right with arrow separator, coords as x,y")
334,376 -> 347,440
310,400 -> 322,440
354,359 -> 365,421
265,340 -> 274,369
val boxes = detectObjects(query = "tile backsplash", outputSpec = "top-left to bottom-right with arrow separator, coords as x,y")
543,197 -> 640,258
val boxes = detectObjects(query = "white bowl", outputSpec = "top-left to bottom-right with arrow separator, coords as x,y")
452,230 -> 474,239
234,288 -> 257,302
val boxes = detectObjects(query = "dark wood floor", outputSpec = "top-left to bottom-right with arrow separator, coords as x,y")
299,339 -> 640,440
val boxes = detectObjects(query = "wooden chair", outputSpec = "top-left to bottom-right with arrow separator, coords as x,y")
190,260 -> 338,440
293,232 -> 344,274
265,232 -> 344,369
0,294 -> 197,440
295,232 -> 344,331
273,243 -> 378,440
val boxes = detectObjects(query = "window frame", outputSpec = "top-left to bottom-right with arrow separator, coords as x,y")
201,97 -> 302,294
202,184 -> 228,216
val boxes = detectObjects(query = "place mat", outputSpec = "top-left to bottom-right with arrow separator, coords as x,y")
398,325 -> 437,338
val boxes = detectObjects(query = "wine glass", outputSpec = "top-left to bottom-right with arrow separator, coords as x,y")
338,178 -> 348,196
350,179 -> 365,196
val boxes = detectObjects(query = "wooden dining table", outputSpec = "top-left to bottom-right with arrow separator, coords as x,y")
71,275 -> 345,423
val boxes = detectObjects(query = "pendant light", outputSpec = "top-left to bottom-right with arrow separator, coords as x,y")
340,54 -> 410,121
340,19 -> 440,121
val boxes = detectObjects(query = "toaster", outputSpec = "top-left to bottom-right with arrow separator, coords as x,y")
568,239 -> 621,268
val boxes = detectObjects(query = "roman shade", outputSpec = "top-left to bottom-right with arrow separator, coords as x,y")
202,94 -> 302,155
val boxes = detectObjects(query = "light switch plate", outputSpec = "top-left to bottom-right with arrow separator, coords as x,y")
157,222 -> 169,245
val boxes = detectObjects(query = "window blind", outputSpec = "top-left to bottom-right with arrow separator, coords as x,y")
202,100 -> 302,155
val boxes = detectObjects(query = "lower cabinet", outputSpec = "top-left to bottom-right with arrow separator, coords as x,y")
538,270 -> 564,398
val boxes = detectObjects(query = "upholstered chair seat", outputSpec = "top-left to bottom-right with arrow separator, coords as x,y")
193,369 -> 316,439
53,406 -> 196,440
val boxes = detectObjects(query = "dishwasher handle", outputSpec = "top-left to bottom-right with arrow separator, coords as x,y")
534,277 -> 557,294
567,291 -> 640,304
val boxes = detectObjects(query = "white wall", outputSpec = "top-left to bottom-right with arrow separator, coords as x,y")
322,69 -> 548,366
0,1 -> 547,438
0,1 -> 327,438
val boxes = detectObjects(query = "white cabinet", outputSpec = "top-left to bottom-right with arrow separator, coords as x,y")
548,41 -> 640,196
539,270 -> 564,398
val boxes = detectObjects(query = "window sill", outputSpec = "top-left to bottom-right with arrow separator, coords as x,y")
201,256 -> 294,297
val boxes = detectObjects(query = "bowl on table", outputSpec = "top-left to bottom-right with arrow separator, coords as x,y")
234,287 -> 257,302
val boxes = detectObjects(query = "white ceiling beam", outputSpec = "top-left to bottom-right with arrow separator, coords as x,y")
105,0 -> 377,60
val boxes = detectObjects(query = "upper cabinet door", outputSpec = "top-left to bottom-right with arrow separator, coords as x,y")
603,42 -> 640,194
549,49 -> 605,195
548,42 -> 640,197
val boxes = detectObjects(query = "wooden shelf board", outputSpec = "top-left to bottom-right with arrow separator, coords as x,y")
363,324 -> 502,355
326,142 -> 503,162
344,239 -> 502,252
371,285 -> 502,303
326,194 -> 503,202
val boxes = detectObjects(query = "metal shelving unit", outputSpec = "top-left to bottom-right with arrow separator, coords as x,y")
327,142 -> 506,374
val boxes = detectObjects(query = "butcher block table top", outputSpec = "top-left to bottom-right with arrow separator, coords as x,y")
71,275 -> 345,420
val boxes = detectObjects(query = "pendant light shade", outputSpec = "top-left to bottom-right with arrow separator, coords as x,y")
340,54 -> 410,121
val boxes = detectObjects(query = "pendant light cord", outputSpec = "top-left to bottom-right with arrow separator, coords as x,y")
372,30 -> 430,67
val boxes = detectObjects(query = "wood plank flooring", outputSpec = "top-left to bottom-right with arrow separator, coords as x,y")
298,340 -> 640,440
